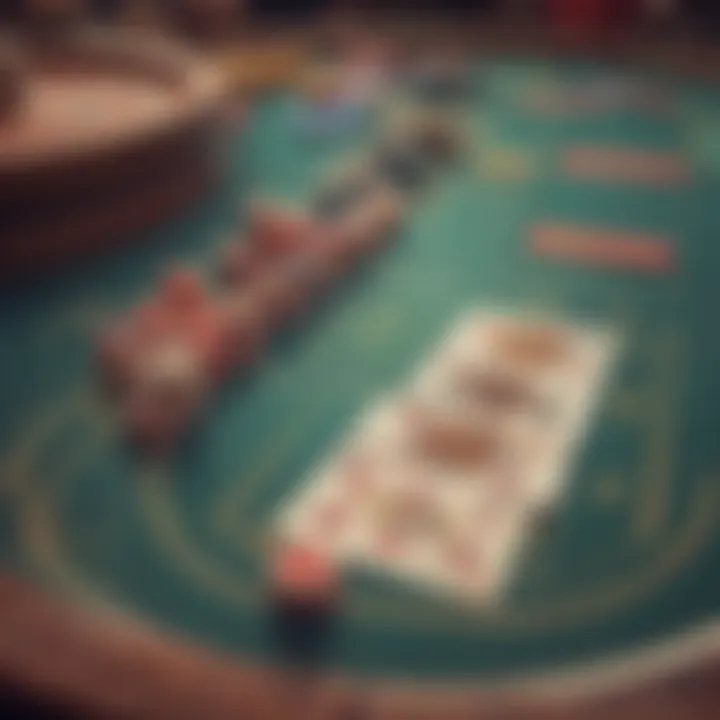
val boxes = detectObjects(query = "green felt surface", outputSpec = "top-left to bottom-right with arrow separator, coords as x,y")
1,58 -> 720,681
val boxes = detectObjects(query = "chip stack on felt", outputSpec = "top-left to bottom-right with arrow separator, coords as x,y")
276,309 -> 619,604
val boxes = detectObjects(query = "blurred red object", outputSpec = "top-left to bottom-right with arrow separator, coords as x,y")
548,0 -> 637,35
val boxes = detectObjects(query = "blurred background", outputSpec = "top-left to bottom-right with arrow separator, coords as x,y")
0,1 -> 718,37
1,1 -> 719,719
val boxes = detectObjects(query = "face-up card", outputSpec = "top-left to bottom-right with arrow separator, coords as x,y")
275,308 -> 619,604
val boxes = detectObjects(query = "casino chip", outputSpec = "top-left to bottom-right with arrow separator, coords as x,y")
270,543 -> 339,609
407,59 -> 475,105
313,175 -> 376,220
373,140 -> 432,193
415,121 -> 460,164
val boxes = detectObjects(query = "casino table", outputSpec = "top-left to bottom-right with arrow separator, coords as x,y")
2,32 -> 720,718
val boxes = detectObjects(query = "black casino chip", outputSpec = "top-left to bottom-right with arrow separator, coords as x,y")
313,175 -> 376,220
373,141 -> 432,193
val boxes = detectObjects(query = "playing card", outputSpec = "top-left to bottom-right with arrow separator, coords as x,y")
340,398 -> 530,602
415,309 -> 619,506
275,308 -> 619,605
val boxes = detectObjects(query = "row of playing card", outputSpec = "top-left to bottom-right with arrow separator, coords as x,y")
275,308 -> 619,605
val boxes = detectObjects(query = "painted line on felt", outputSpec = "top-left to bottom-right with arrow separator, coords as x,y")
530,221 -> 675,274
562,146 -> 691,186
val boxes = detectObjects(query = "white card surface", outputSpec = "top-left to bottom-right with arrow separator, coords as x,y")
275,308 -> 619,604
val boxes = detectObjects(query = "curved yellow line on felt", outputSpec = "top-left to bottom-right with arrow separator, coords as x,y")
0,389 -> 93,495
634,328 -> 685,543
136,464 -> 260,608
348,477 -> 719,634
208,412 -> 324,547
16,393 -> 114,604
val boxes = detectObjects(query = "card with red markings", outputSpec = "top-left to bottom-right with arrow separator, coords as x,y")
531,222 -> 674,273
424,310 -> 619,506
276,309 -> 619,604
562,147 -> 690,186
277,399 -> 530,602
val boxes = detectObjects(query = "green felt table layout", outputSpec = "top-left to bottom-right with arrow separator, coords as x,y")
2,57 -> 720,684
